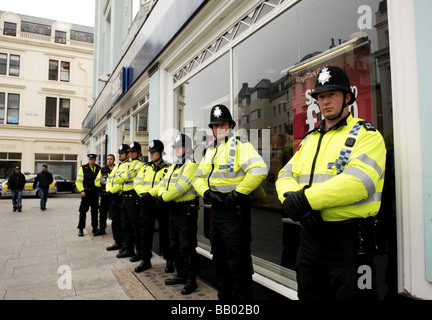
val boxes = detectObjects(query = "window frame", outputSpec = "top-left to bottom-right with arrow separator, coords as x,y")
3,22 -> 17,37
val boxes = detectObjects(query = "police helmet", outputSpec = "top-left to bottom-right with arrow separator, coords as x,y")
171,133 -> 192,150
127,141 -> 142,153
311,66 -> 356,105
208,104 -> 236,129
118,144 -> 130,154
148,139 -> 164,153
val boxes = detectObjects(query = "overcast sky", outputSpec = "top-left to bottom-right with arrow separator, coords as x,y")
0,0 -> 95,27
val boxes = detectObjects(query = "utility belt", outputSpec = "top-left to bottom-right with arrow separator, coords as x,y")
172,198 -> 199,207
120,190 -> 138,198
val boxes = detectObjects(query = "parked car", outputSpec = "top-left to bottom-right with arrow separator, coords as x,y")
0,174 -> 57,198
54,175 -> 77,193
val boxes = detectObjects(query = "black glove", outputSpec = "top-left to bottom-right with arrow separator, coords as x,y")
282,187 -> 312,221
140,192 -> 153,204
156,195 -> 167,208
298,210 -> 323,227
225,190 -> 249,208
204,190 -> 225,207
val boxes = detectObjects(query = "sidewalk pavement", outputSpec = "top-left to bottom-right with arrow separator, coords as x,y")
0,193 -> 217,300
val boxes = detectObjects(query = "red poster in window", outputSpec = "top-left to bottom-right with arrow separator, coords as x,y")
288,38 -> 372,152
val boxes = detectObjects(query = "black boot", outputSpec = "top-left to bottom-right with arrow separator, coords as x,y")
165,275 -> 187,285
181,279 -> 197,295
78,229 -> 84,237
93,229 -> 106,236
134,260 -> 152,273
165,260 -> 174,273
106,243 -> 122,251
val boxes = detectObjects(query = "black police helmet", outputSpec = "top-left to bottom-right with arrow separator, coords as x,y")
171,133 -> 192,150
148,139 -> 164,153
208,104 -> 236,129
118,144 -> 130,154
311,66 -> 356,105
127,141 -> 142,153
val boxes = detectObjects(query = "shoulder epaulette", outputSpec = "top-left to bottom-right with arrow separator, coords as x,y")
358,120 -> 376,132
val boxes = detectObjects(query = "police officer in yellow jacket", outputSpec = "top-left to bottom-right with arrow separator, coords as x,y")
115,142 -> 144,261
133,139 -> 172,273
76,153 -> 101,237
193,104 -> 268,300
105,144 -> 129,251
157,134 -> 199,295
276,66 -> 386,300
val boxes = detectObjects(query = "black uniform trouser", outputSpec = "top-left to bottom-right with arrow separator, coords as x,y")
99,192 -> 112,231
121,194 -> 141,255
296,219 -> 379,300
210,203 -> 253,300
110,194 -> 123,246
77,190 -> 99,230
168,203 -> 198,281
140,199 -> 171,262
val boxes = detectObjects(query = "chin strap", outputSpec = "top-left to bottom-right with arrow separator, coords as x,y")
326,92 -> 349,121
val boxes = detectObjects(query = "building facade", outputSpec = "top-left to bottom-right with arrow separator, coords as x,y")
86,0 -> 432,300
0,11 -> 93,179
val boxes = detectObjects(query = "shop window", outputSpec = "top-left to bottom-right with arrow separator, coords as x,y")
3,22 -> 17,37
175,0 -> 395,298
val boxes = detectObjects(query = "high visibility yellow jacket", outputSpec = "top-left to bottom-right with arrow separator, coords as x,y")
106,161 -> 129,194
134,161 -> 170,197
75,163 -> 101,192
114,159 -> 144,192
193,134 -> 268,197
275,114 -> 386,222
158,157 -> 198,203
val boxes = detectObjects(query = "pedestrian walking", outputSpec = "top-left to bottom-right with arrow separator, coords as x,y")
193,104 -> 268,300
7,166 -> 26,212
276,65 -> 386,300
76,153 -> 101,237
33,164 -> 53,211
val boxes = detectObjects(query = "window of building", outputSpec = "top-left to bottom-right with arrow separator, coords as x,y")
7,93 -> 19,124
0,93 -> 4,124
3,22 -> 17,37
55,30 -> 67,44
0,54 -> 7,75
0,152 -> 22,178
45,97 -> 70,128
35,153 -> 78,180
9,55 -> 20,76
49,60 -> 70,82
0,53 -> 20,76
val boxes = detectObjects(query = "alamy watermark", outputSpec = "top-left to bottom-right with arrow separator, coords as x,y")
58,265 -> 72,290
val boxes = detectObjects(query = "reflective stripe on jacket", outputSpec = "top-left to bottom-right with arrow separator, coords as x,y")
193,134 -> 268,197
106,161 -> 129,194
158,158 -> 198,202
75,163 -> 101,192
275,114 -> 386,222
134,161 -> 170,197
115,159 -> 144,192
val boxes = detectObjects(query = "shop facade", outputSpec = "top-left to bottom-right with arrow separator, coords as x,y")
86,0 -> 432,299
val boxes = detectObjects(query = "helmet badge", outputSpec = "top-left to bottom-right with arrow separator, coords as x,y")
175,135 -> 181,143
149,141 -> 154,148
318,67 -> 332,85
213,106 -> 222,118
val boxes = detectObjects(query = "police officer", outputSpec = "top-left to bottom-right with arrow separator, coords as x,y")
76,153 -> 101,237
94,154 -> 116,236
134,139 -> 172,273
157,134 -> 199,295
275,66 -> 386,300
193,105 -> 268,300
105,144 -> 129,251
115,142 -> 144,261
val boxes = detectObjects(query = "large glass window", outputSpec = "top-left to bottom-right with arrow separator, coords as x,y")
3,22 -> 16,37
9,55 -> 20,76
45,97 -> 57,127
0,53 -> 7,75
175,0 -> 394,298
0,93 -> 4,124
